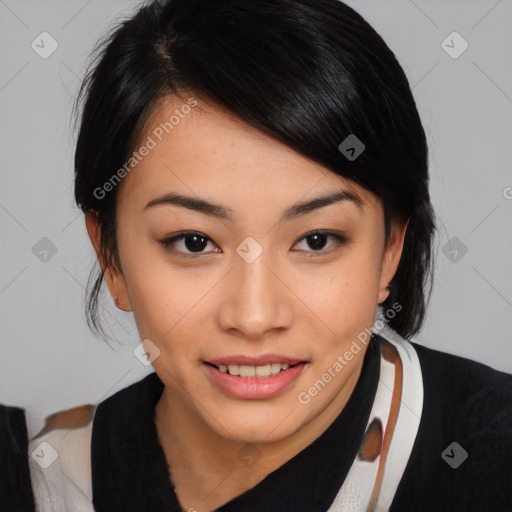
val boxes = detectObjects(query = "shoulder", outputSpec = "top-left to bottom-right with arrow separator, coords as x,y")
411,341 -> 512,431
95,371 -> 162,416
411,341 -> 512,472
28,404 -> 96,512
0,402 -> 26,427
0,404 -> 29,459
92,372 -> 163,445
0,405 -> 35,512
28,373 -> 161,512
391,339 -> 512,511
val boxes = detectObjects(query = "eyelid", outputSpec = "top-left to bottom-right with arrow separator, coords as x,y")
291,230 -> 348,257
159,230 -> 348,257
159,231 -> 218,258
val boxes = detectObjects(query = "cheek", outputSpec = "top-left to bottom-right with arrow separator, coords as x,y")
121,254 -> 182,337
300,250 -> 381,335
124,258 -> 216,350
121,227 -> 382,348
128,278 -> 199,374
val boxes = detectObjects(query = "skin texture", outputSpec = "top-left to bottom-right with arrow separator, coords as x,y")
85,93 -> 408,511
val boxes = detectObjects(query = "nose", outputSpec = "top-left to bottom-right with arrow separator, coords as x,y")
216,248 -> 294,340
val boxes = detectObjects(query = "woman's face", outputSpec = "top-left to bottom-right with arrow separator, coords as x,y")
87,94 -> 407,444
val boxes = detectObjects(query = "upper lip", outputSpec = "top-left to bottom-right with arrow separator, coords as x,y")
205,353 -> 308,366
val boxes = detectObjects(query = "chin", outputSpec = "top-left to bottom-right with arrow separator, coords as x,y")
204,402 -> 305,444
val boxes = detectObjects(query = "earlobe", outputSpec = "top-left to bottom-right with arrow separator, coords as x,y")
84,210 -> 132,312
85,210 -> 101,258
114,295 -> 131,312
377,284 -> 391,304
103,266 -> 133,312
378,218 -> 409,304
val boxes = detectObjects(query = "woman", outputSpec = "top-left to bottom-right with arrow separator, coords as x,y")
28,0 -> 512,511
0,405 -> 35,511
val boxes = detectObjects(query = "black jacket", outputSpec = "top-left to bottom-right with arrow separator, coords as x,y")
90,335 -> 512,511
0,405 -> 35,512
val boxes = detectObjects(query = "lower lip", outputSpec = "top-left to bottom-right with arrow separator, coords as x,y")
203,362 -> 308,399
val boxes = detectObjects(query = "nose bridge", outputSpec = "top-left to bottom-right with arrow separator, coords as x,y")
217,238 -> 291,338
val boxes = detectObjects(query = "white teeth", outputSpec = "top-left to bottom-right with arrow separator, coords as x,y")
227,364 -> 240,376
239,365 -> 256,377
255,364 -> 272,377
217,363 -> 294,377
271,363 -> 282,375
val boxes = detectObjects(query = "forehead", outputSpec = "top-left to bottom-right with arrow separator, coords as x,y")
116,93 -> 378,216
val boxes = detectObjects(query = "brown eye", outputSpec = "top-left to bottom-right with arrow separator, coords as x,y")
159,230 -> 348,259
292,231 -> 348,257
160,232 -> 219,256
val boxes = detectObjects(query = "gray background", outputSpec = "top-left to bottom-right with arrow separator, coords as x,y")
1,0 -> 511,438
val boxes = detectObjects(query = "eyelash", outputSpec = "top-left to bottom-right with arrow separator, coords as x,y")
159,230 -> 348,259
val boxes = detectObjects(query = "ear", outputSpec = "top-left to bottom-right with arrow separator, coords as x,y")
377,217 -> 409,304
85,210 -> 132,311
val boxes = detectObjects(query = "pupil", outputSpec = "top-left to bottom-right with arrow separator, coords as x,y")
185,235 -> 207,252
308,233 -> 327,250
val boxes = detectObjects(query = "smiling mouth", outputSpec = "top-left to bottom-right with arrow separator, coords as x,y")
204,361 -> 304,378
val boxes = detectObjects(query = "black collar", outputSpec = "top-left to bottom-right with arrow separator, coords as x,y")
92,335 -> 381,511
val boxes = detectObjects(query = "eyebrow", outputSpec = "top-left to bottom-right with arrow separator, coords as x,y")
144,189 -> 364,222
